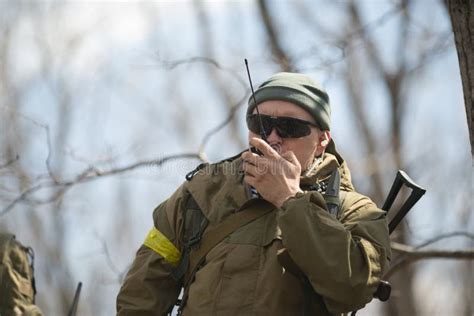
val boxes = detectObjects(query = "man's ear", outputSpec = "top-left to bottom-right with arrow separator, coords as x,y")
319,131 -> 331,148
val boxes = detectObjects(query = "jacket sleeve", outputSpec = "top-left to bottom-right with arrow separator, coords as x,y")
278,190 -> 391,313
116,185 -> 188,316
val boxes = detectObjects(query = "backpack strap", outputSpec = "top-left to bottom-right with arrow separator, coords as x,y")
175,199 -> 275,315
171,196 -> 209,282
187,199 -> 274,279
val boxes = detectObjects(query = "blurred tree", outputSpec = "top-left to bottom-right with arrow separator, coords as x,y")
445,0 -> 473,156
444,2 -> 473,315
0,1 -> 472,315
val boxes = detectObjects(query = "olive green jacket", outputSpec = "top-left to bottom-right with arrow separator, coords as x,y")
0,233 -> 44,316
117,153 -> 391,315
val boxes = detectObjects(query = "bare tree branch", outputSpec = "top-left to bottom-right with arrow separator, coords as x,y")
257,0 -> 294,72
1,55 -> 252,216
194,1 -> 248,151
44,124 -> 57,182
96,235 -> 127,284
414,231 -> 474,249
1,105 -> 57,181
198,93 -> 249,156
0,154 -> 19,169
154,56 -> 247,89
345,53 -> 386,203
386,249 -> 474,279
387,231 -> 474,279
348,0 -> 408,169
0,152 -> 204,216
2,50 -> 255,217
391,232 -> 474,253
294,2 -> 403,72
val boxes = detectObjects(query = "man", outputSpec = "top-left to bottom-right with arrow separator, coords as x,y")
117,72 -> 391,315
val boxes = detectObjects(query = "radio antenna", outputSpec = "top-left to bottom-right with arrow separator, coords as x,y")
244,59 -> 267,142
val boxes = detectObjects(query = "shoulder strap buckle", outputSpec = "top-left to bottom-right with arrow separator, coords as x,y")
185,163 -> 207,181
323,168 -> 340,216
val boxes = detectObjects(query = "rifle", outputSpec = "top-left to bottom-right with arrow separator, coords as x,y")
350,171 -> 425,316
373,170 -> 426,301
67,282 -> 82,316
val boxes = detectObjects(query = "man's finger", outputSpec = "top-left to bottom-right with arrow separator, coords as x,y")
249,138 -> 280,159
241,151 -> 260,165
243,174 -> 256,188
243,159 -> 269,177
242,161 -> 258,176
281,151 -> 300,167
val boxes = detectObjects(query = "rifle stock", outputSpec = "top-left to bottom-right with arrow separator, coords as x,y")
373,170 -> 426,301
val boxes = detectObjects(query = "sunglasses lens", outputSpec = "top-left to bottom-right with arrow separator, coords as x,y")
247,115 -> 271,135
247,115 -> 312,138
277,117 -> 311,138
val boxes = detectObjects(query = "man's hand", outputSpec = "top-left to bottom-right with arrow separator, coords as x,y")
241,138 -> 302,207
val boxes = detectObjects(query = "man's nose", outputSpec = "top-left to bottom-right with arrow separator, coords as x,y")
266,128 -> 282,143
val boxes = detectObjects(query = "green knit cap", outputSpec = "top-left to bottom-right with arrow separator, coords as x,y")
247,72 -> 331,130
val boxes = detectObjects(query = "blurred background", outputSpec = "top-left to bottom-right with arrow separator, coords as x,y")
0,0 -> 472,315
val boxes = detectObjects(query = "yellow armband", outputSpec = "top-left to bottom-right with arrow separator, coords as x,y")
143,227 -> 181,266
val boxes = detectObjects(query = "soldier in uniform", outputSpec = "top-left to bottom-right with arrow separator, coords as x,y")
116,72 -> 391,315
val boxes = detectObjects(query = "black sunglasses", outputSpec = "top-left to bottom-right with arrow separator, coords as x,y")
246,114 -> 320,138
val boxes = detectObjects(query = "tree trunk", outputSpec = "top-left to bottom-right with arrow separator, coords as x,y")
445,0 -> 474,157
